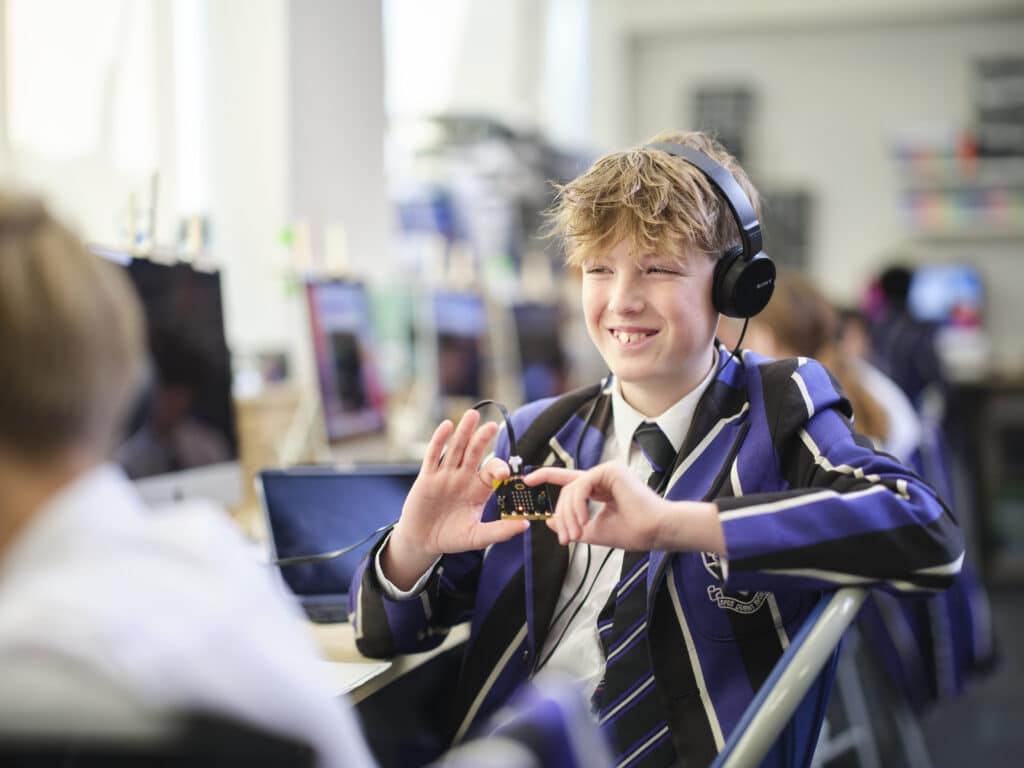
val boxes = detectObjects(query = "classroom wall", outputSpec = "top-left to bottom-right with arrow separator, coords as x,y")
4,0 -> 1023,373
624,14 -> 1024,368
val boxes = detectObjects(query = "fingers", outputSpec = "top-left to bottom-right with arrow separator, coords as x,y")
546,474 -> 595,545
523,467 -> 582,487
465,419 -> 500,473
473,518 -> 531,549
422,419 -> 454,473
443,409 -> 480,469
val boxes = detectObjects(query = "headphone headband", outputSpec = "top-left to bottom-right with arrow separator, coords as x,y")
644,140 -> 775,319
645,142 -> 763,258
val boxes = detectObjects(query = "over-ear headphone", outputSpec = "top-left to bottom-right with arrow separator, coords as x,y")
646,142 -> 776,318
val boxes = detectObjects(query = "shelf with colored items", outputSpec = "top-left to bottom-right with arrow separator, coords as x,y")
895,154 -> 1024,239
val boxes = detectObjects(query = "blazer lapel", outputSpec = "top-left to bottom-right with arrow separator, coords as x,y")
647,357 -> 751,597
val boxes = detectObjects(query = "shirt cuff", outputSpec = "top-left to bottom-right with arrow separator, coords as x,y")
374,530 -> 442,600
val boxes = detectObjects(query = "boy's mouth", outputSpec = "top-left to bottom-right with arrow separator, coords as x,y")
610,328 -> 657,346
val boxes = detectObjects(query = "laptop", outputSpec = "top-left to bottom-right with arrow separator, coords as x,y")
258,465 -> 419,624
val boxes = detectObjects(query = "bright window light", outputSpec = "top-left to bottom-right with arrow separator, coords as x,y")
6,0 -> 154,169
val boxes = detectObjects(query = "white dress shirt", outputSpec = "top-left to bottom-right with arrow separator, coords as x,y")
0,464 -> 375,768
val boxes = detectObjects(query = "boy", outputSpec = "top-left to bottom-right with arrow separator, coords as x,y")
352,132 -> 963,767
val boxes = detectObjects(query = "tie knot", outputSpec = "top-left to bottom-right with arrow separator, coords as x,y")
633,422 -> 675,481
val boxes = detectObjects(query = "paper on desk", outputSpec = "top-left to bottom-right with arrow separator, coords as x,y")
317,660 -> 392,696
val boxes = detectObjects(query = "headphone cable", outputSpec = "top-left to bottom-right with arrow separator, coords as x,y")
726,317 -> 749,369
273,520 -> 399,567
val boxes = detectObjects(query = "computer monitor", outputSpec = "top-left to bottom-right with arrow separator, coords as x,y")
92,247 -> 242,507
511,302 -> 568,402
907,264 -> 985,327
433,290 -> 487,400
306,279 -> 387,442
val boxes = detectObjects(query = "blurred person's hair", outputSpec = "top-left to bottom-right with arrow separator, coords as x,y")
0,192 -> 146,460
546,130 -> 761,268
753,271 -> 889,443
879,264 -> 913,308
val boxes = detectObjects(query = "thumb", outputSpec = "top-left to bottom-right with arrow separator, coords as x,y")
474,518 -> 531,549
479,456 -> 511,487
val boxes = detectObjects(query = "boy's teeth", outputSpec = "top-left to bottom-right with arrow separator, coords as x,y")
616,331 -> 646,344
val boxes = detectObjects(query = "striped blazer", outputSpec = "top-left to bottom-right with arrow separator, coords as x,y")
351,347 -> 963,766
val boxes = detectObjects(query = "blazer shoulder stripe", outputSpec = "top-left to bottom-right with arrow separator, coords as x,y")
718,485 -> 888,523
798,430 -> 885,485
791,370 -> 815,419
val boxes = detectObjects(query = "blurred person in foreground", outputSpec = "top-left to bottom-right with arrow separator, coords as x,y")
0,191 -> 376,766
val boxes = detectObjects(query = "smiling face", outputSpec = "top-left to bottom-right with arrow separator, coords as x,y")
581,238 -> 719,416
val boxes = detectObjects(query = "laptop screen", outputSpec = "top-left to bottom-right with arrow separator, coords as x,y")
260,466 -> 418,597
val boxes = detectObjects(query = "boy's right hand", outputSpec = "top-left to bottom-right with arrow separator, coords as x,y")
382,409 -> 530,590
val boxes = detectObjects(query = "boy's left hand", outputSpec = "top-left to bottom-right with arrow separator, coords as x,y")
523,463 -> 725,554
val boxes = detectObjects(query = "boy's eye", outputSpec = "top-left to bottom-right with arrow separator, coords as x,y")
584,265 -> 611,274
644,265 -> 680,275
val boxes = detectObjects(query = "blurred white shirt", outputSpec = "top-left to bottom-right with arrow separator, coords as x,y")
0,464 -> 375,768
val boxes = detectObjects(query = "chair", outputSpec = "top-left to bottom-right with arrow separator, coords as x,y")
711,587 -> 868,768
0,710 -> 317,767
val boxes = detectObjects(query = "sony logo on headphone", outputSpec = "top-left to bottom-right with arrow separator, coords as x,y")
756,278 -> 774,290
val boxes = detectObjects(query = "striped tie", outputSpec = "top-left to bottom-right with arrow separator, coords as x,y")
595,422 -> 677,768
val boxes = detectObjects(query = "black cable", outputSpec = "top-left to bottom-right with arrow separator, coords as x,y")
273,520 -> 398,567
726,317 -> 749,369
534,545 -> 615,673
473,399 -> 517,456
573,375 -> 608,470
532,376 -> 610,671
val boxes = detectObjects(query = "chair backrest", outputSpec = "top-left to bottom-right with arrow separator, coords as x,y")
711,587 -> 868,768
0,710 -> 317,767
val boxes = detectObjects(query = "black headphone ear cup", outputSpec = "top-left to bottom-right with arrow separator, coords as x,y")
713,248 -> 776,318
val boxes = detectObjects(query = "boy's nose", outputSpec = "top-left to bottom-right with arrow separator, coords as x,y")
607,274 -> 645,315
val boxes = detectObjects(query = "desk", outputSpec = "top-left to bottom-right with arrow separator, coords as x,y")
310,621 -> 470,767
309,620 -> 470,703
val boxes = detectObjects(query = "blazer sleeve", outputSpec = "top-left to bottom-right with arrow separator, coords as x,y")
349,424 -> 516,658
349,536 -> 484,658
717,357 -> 963,595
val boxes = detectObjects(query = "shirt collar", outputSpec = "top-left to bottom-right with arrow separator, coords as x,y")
610,349 -> 720,467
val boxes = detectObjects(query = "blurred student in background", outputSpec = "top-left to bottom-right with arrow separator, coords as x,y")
748,270 -> 994,751
0,191 -> 375,766
746,270 -> 922,462
868,264 -> 947,408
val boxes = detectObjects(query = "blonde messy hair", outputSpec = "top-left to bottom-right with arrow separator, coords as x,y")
546,130 -> 761,268
0,192 -> 146,460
